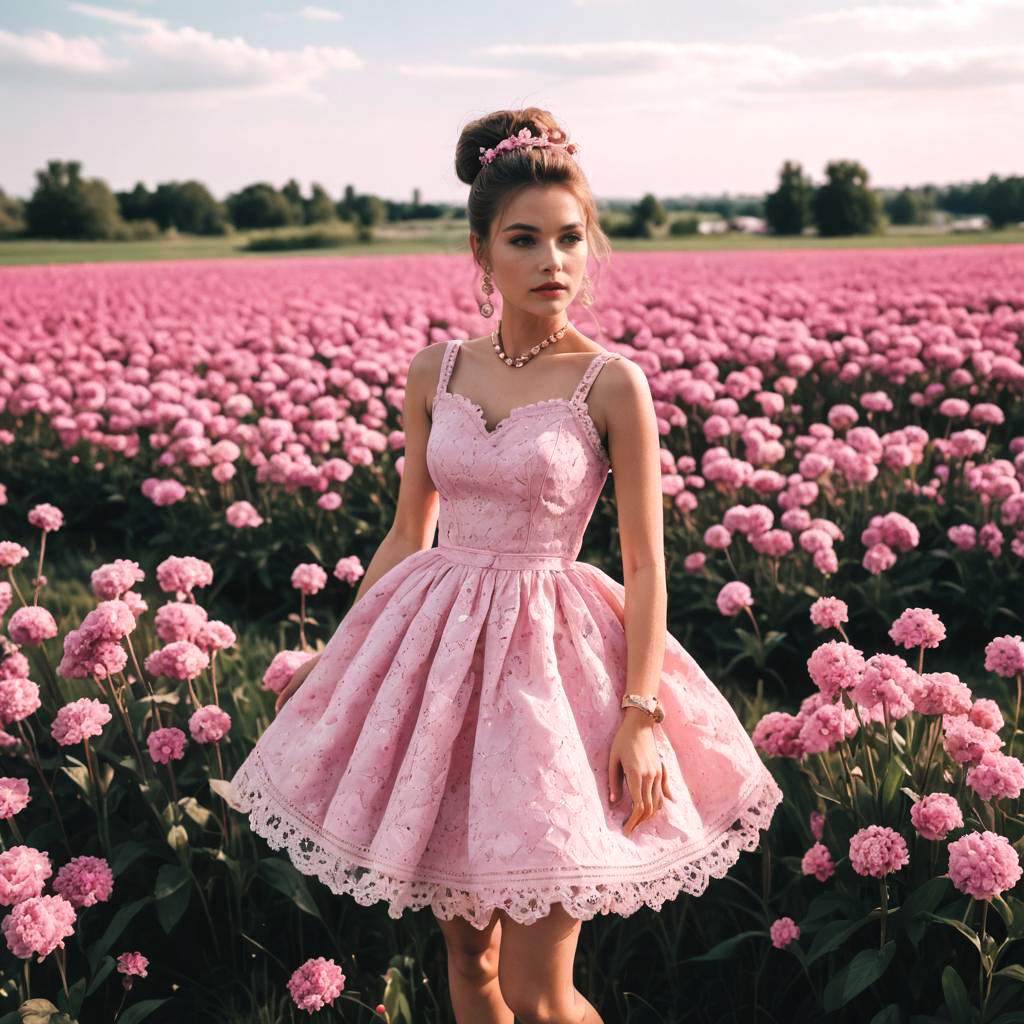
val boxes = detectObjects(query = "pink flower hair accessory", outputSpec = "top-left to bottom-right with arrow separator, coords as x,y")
479,127 -> 579,166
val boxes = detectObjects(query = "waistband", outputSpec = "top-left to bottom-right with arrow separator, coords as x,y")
435,543 -> 576,571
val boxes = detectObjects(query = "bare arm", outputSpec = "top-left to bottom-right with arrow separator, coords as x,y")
276,343 -> 444,713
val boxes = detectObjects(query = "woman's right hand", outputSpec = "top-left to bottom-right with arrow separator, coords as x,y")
274,654 -> 321,715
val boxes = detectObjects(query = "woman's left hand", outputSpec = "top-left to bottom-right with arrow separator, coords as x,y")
608,709 -> 675,835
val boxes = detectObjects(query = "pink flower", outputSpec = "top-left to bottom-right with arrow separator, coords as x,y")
683,552 -> 706,574
155,555 -> 214,598
938,397 -> 970,418
889,608 -> 946,650
90,560 -> 145,600
81,600 -> 137,642
752,711 -> 804,759
0,778 -> 30,819
145,641 -> 209,681
52,855 -> 114,908
288,956 -> 346,1013
703,524 -> 732,549
848,825 -> 909,878
225,500 -> 263,529
851,654 -> 919,713
154,601 -> 208,644
7,607 -> 58,647
291,563 -> 328,596
984,635 -> 1024,677
913,672 -> 973,716
809,597 -> 848,630
910,793 -> 963,841
750,529 -> 794,557
332,556 -> 365,585
142,478 -> 187,506
769,916 -> 800,949
188,705 -> 231,743
1,893 -> 76,962
51,698 -> 112,746
146,726 -> 187,765
947,831 -> 1022,900
801,842 -> 835,882
863,543 -> 897,574
813,548 -> 839,574
947,524 -> 977,550
798,702 -> 858,754
0,677 -> 41,725
0,846 -> 52,906
969,698 -> 1004,733
807,641 -> 866,699
0,543 -> 30,569
966,751 -> 1024,802
116,951 -> 149,979
942,714 -> 1003,765
263,650 -> 316,694
194,620 -> 236,653
716,581 -> 753,617
27,504 -> 64,533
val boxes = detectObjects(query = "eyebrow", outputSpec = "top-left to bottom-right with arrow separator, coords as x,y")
501,222 -> 584,232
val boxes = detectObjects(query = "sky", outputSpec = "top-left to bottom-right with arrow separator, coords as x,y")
1,0 -> 1023,204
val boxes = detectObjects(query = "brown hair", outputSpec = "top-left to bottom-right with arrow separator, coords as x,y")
455,106 -> 612,333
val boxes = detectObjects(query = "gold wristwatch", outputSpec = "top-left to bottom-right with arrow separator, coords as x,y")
620,693 -> 665,723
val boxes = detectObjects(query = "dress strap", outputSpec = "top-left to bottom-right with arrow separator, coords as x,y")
434,339 -> 462,402
571,351 -> 619,406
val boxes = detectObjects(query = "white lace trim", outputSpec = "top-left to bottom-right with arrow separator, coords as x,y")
228,749 -> 784,930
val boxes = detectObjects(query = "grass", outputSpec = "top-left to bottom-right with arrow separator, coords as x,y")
1,220 -> 1023,266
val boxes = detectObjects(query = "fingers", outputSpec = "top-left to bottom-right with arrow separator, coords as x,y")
620,759 -> 674,835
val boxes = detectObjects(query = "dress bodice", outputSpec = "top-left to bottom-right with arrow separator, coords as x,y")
426,339 -> 621,560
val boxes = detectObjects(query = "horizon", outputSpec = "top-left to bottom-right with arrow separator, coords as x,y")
2,0 -> 1023,203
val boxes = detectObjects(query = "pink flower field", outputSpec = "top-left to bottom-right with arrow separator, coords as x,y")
0,244 -> 1023,1021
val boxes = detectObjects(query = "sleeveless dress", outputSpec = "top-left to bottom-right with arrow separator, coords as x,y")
227,339 -> 784,930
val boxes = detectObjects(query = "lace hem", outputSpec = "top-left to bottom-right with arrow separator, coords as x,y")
228,750 -> 784,930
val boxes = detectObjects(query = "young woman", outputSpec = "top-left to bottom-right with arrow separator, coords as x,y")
229,107 -> 783,1024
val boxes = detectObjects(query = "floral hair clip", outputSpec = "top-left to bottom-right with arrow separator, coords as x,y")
478,127 -> 579,166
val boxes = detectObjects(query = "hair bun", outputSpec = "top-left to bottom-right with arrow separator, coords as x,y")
455,107 -> 569,186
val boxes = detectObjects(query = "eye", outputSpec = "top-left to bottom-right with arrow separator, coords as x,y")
510,233 -> 584,246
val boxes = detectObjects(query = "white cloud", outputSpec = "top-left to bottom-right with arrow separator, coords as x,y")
395,62 -> 518,79
797,0 -> 1024,32
44,3 -> 365,98
0,27 -> 121,74
475,38 -> 1024,91
300,5 -> 344,22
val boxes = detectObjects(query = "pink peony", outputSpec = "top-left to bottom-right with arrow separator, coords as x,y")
52,855 -> 114,908
146,726 -> 187,765
27,504 -> 64,533
969,698 -> 1004,733
910,792 -> 963,841
683,552 -> 706,574
90,559 -> 146,600
807,641 -> 866,699
798,702 -> 858,754
50,698 -> 112,746
942,714 -> 1003,765
801,842 -> 836,882
188,705 -> 231,743
117,950 -> 149,979
947,831 -> 1022,900
1,893 -> 76,962
751,711 -> 805,759
966,751 -> 1024,802
716,581 -> 753,617
0,846 -> 52,906
809,597 -> 848,630
263,650 -> 316,695
863,543 -> 897,574
0,543 -> 30,569
947,524 -> 977,550
145,641 -> 209,681
225,500 -> 263,529
7,607 -> 58,647
0,778 -> 30,819
703,524 -> 732,549
889,608 -> 946,651
154,601 -> 208,644
291,563 -> 328,596
850,654 -> 919,712
332,555 -> 365,585
984,635 -> 1024,677
0,677 -> 41,725
288,956 -> 346,1012
155,555 -> 213,598
848,825 -> 909,878
913,672 -> 973,716
769,916 -> 800,949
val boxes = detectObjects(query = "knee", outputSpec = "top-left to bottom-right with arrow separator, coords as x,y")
446,944 -> 500,987
500,989 -> 576,1024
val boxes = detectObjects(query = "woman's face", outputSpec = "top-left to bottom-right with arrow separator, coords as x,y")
475,185 -> 589,318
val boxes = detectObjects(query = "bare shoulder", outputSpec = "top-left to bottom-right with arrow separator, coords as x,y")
406,342 -> 450,419
597,351 -> 650,407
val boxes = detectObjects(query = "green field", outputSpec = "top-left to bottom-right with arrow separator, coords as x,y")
1,220 -> 1023,266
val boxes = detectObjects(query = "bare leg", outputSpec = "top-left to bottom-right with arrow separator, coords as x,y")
433,907 -> 515,1024
497,901 -> 603,1024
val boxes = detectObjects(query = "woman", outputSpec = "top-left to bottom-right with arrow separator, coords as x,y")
229,106 -> 783,1024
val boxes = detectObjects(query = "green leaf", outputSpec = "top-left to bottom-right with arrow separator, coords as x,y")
807,918 -> 871,965
108,840 -> 152,878
870,1005 -> 903,1024
903,877 -> 950,920
994,965 -> 1024,983
992,893 -> 1024,940
84,956 -> 115,997
921,912 -> 982,955
115,999 -> 171,1024
823,941 -> 897,1013
940,965 -> 972,1024
256,857 -> 323,919
682,929 -> 763,963
154,864 -> 191,933
988,1014 -> 1024,1024
881,757 -> 908,818
86,896 -> 151,976
59,760 -> 91,799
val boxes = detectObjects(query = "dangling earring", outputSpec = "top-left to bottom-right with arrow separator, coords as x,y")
479,265 -> 495,318
580,272 -> 594,308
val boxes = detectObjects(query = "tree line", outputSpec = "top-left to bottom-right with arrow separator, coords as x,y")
0,157 -> 1021,242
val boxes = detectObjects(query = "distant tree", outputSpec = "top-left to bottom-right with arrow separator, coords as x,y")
281,178 -> 306,225
764,160 -> 813,235
225,183 -> 296,229
812,160 -> 883,236
150,181 -> 228,234
0,188 -> 26,238
25,160 -> 123,239
117,181 -> 153,221
631,192 -> 667,236
306,183 -> 337,223
886,187 -> 932,226
982,174 -> 1024,228
350,193 -> 388,227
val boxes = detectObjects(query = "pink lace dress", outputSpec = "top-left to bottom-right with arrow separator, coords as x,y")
228,339 -> 783,930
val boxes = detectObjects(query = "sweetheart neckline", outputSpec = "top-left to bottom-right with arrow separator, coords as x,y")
434,391 -> 609,461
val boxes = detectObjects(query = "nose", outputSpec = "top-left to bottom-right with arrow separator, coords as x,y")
539,242 -> 563,273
